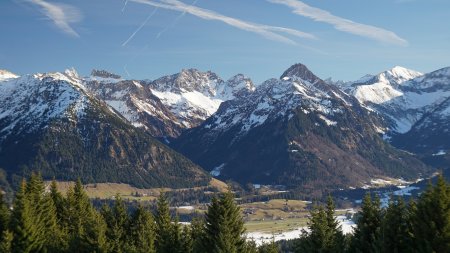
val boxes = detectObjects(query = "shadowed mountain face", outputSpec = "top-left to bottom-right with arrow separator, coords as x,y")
1,63 -> 447,193
0,70 -> 210,188
173,64 -> 431,191
336,67 -> 450,169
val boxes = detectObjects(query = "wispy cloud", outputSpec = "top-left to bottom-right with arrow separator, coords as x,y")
130,0 -> 316,45
268,0 -> 408,46
27,0 -> 82,37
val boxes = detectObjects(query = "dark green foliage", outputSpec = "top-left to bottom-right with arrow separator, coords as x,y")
258,239 -> 279,253
350,193 -> 382,253
373,196 -> 414,253
102,194 -> 128,253
66,179 -> 108,252
155,192 -> 176,253
203,191 -> 247,253
5,173 -> 450,253
0,230 -> 13,253
9,173 -> 65,253
190,217 -> 207,253
126,205 -> 156,253
0,192 -> 9,236
295,196 -> 345,253
412,175 -> 450,253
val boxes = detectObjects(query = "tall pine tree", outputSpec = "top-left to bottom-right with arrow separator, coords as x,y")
155,192 -> 173,253
373,196 -> 414,253
412,175 -> 450,253
295,196 -> 344,253
126,205 -> 156,253
203,191 -> 247,253
349,193 -> 382,253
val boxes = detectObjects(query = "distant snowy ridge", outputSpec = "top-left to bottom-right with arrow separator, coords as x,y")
148,69 -> 255,129
0,70 -> 19,81
0,69 -> 93,141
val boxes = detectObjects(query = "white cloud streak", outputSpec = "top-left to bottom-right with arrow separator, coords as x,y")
122,7 -> 159,46
268,0 -> 408,46
27,0 -> 82,37
130,0 -> 316,45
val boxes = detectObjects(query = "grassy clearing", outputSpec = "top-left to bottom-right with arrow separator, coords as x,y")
245,217 -> 309,233
241,199 -> 310,221
48,178 -> 228,201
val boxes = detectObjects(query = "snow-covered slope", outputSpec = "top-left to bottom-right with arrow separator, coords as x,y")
85,68 -> 256,137
85,70 -> 183,137
0,68 -> 211,189
0,69 -> 91,140
344,66 -> 450,134
148,69 -> 255,129
388,67 -> 450,154
343,66 -> 423,104
0,70 -> 19,81
173,64 -> 428,189
203,64 -> 354,138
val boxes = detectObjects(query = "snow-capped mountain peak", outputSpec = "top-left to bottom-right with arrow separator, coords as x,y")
152,68 -> 222,96
0,70 -> 19,81
0,70 -> 92,140
280,63 -> 322,84
216,74 -> 255,100
377,66 -> 423,86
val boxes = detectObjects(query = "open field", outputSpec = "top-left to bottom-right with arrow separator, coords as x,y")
245,217 -> 309,233
48,178 -> 228,201
241,199 -> 310,221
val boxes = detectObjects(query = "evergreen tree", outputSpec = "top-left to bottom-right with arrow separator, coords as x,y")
103,194 -> 128,253
0,191 -> 10,236
412,175 -> 450,253
0,230 -> 13,253
373,196 -> 414,253
49,179 -> 65,222
10,179 -> 41,253
182,224 -> 193,253
66,179 -> 108,252
171,215 -> 184,253
155,192 -> 173,253
258,239 -> 279,253
350,193 -> 382,253
190,217 -> 206,253
126,205 -> 156,253
295,196 -> 344,253
203,191 -> 247,253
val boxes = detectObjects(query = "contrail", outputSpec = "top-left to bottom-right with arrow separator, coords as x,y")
122,0 -> 129,12
156,0 -> 198,39
123,65 -> 131,77
122,7 -> 159,46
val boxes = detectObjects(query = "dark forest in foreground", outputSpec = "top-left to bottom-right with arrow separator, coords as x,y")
0,173 -> 449,253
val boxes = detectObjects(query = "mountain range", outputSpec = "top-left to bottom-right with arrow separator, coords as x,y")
0,63 -> 448,192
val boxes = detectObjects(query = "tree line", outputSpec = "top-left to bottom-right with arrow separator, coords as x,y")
295,175 -> 450,253
0,173 -> 450,252
0,173 -> 273,253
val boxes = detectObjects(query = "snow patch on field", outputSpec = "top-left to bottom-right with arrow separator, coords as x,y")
246,217 -> 355,246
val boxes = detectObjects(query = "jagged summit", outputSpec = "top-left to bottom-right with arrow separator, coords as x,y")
91,69 -> 121,79
280,63 -> 321,84
152,68 -> 222,96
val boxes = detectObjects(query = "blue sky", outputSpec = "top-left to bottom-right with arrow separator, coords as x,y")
1,0 -> 449,83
